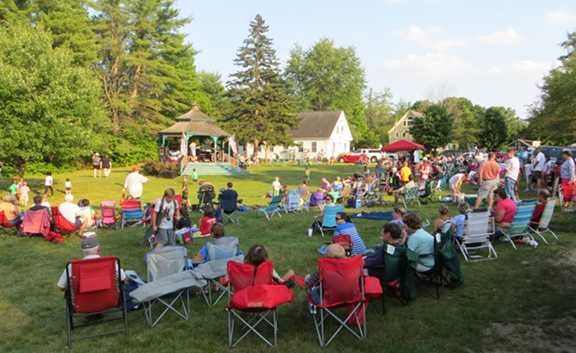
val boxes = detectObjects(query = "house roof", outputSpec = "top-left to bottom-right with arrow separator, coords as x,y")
287,111 -> 343,139
159,104 -> 230,136
387,110 -> 425,134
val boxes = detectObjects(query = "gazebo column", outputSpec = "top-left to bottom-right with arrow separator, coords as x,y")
212,136 -> 219,163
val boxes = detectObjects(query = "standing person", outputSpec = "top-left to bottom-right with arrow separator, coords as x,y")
475,152 -> 500,209
19,181 -> 30,207
418,157 -> 432,186
92,153 -> 102,178
151,188 -> 179,249
305,167 -> 310,182
272,176 -> 281,196
449,172 -> 469,196
192,168 -> 199,185
532,147 -> 546,191
44,172 -> 54,197
101,154 -> 112,178
9,179 -> 18,199
122,167 -> 150,200
181,175 -> 188,207
523,158 -> 533,192
400,161 -> 412,184
413,149 -> 420,165
65,178 -> 73,195
375,160 -> 383,179
502,149 -> 520,203
189,140 -> 197,161
560,150 -> 575,211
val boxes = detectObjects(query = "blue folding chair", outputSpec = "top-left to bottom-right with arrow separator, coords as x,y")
314,205 -> 345,237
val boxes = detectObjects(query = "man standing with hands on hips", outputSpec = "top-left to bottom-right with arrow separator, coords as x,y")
502,149 -> 520,203
475,152 -> 500,209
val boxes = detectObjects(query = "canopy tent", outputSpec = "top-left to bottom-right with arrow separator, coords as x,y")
381,139 -> 425,152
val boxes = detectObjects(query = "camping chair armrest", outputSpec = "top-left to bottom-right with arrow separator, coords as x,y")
125,270 -> 146,286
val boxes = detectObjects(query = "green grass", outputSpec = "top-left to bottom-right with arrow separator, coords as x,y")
1,164 -> 576,352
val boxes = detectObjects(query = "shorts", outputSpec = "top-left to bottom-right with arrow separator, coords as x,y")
155,228 -> 175,245
66,187 -> 71,191
532,172 -> 542,181
93,164 -> 100,169
20,194 -> 29,202
477,179 -> 498,199
420,174 -> 429,180
74,219 -> 82,228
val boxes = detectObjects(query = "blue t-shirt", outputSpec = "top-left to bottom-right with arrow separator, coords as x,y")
333,222 -> 366,256
407,228 -> 435,267
450,214 -> 466,240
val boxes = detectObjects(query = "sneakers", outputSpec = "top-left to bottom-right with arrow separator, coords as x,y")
308,303 -> 317,315
523,188 -> 530,192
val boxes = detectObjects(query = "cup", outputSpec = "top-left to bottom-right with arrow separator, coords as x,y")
308,228 -> 313,237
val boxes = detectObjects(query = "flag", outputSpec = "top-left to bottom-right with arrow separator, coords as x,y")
229,134 -> 238,155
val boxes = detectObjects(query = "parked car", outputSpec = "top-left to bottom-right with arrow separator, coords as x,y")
538,146 -> 566,164
355,149 -> 386,163
338,152 -> 367,163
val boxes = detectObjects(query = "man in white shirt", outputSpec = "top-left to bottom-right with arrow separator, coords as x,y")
502,149 -> 520,203
152,188 -> 179,248
58,194 -> 87,235
532,147 -> 546,190
122,167 -> 150,200
57,237 -> 126,291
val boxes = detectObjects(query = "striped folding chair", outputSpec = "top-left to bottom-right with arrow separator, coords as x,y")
258,195 -> 284,220
530,197 -> 559,245
497,199 -> 537,250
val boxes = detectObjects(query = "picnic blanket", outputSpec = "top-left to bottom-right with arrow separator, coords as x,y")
349,211 -> 417,221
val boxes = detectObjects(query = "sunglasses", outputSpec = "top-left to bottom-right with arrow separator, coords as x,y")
335,217 -> 342,220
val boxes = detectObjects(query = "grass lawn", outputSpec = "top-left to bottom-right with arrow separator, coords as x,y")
1,163 -> 575,353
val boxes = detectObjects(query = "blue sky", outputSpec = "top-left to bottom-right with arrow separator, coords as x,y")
178,0 -> 576,120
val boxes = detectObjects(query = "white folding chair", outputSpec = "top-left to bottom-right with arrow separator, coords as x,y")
459,208 -> 497,262
530,197 -> 559,245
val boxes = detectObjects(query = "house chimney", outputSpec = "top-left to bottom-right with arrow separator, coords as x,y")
192,102 -> 199,111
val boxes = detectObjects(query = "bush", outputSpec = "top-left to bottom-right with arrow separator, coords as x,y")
140,160 -> 180,176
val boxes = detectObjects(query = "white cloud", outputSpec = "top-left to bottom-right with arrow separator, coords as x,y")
478,28 -> 524,45
373,53 -> 476,78
545,10 -> 576,25
385,0 -> 409,3
488,60 -> 560,80
393,25 -> 469,50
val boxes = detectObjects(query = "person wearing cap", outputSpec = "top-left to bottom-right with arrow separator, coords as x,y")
58,194 -> 88,236
92,152 -> 102,178
57,237 -> 126,291
122,167 -> 150,200
418,157 -> 432,186
560,149 -> 575,210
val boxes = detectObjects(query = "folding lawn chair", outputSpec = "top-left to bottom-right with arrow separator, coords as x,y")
284,189 -> 303,213
497,199 -> 537,250
530,197 -> 559,245
307,255 -> 369,347
314,205 -> 344,237
51,206 -> 79,238
127,246 -> 206,327
21,207 -> 50,237
458,208 -> 497,262
0,210 -> 22,238
257,194 -> 284,220
120,200 -> 143,228
417,181 -> 434,205
331,235 -> 353,257
193,236 -> 244,306
99,201 -> 117,229
328,191 -> 340,204
65,256 -> 128,348
414,221 -> 463,299
218,192 -> 239,225
226,261 -> 294,347
400,186 -> 421,208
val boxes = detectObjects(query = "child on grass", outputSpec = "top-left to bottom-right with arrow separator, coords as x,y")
19,181 -> 30,207
192,169 -> 198,185
9,179 -> 18,200
65,178 -> 73,195
272,176 -> 281,196
44,172 -> 53,197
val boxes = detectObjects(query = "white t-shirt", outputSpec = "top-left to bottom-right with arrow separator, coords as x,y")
154,198 -> 178,229
45,176 -> 53,186
57,255 -> 126,290
413,150 -> 420,163
65,181 -> 72,189
533,152 -> 546,172
59,202 -> 82,224
504,157 -> 520,181
525,163 -> 533,176
272,180 -> 281,191
123,172 -> 149,198
449,173 -> 464,187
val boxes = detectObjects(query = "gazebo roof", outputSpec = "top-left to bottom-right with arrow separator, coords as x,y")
159,103 -> 231,137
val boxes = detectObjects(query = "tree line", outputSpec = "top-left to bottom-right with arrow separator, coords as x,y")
0,5 -> 571,175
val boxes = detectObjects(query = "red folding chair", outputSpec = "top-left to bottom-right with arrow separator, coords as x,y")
65,256 -> 128,347
308,255 -> 369,347
0,210 -> 21,238
225,261 -> 294,347
51,206 -> 78,237
330,235 -> 353,257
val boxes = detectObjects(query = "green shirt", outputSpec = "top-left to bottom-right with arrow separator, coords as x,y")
192,171 -> 198,180
9,184 -> 17,194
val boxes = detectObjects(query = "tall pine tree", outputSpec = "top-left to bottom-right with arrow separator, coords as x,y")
224,14 -> 299,151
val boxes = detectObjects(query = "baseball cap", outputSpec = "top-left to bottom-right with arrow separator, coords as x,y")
563,149 -> 573,157
81,237 -> 100,249
132,166 -> 139,172
392,167 -> 397,172
95,152 -> 100,156
423,157 -> 428,161
65,194 -> 74,202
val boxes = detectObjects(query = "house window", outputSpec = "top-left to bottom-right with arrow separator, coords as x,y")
402,132 -> 406,137
298,144 -> 303,152
312,142 -> 317,153
403,121 -> 406,126
396,133 -> 398,138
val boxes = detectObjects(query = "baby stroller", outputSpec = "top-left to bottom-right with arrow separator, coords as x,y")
99,201 -> 117,229
197,183 -> 216,212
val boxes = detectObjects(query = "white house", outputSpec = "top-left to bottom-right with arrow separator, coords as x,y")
240,111 -> 353,159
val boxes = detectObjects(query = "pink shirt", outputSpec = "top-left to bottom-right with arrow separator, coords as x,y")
494,198 -> 517,224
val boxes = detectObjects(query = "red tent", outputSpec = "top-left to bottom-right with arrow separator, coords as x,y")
380,140 -> 425,152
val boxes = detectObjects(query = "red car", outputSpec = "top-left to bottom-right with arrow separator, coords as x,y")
338,152 -> 368,164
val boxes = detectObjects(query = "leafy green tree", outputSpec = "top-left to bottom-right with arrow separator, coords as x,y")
409,104 -> 454,153
443,97 -> 478,149
476,107 -> 509,151
224,14 -> 299,151
197,71 -> 229,119
529,31 -> 576,145
284,38 -> 369,145
0,25 -> 107,176
364,88 -> 395,146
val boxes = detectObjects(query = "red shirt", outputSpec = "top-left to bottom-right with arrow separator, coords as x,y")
494,198 -> 517,224
200,216 -> 217,235
530,202 -> 546,225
